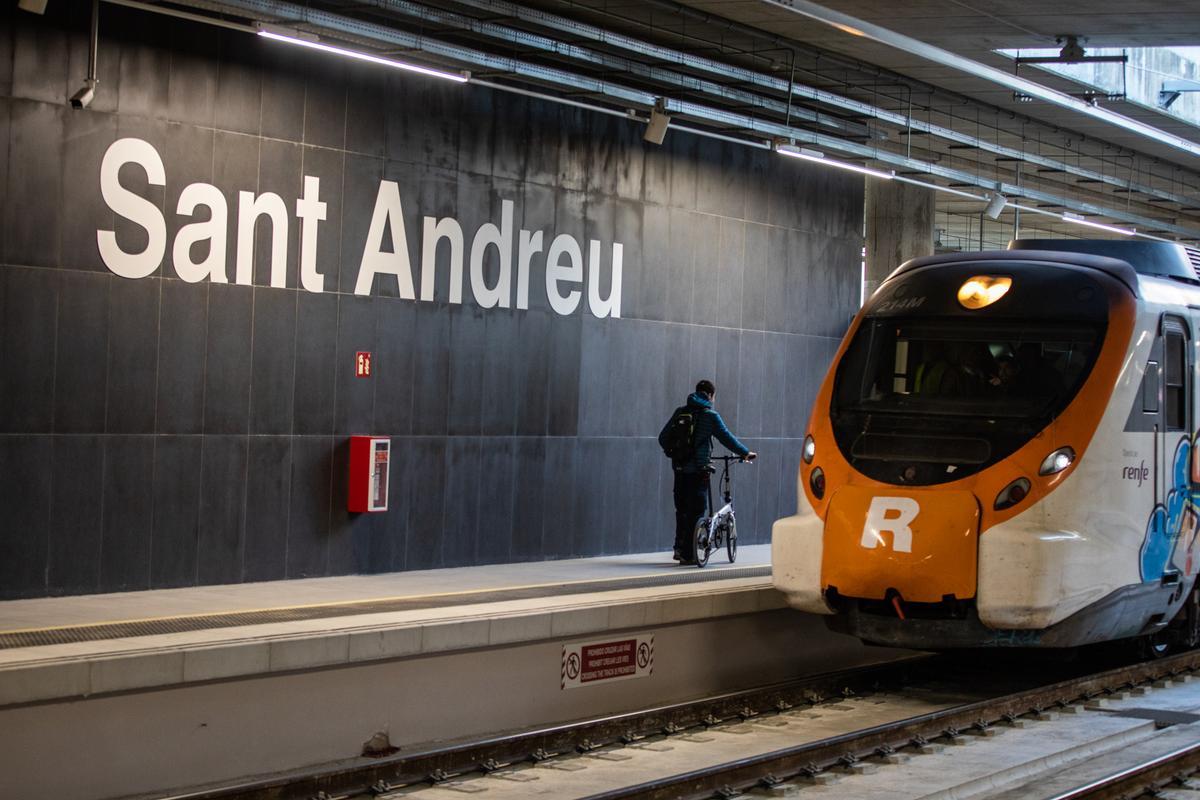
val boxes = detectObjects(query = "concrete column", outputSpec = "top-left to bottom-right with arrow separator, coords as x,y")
864,181 -> 934,300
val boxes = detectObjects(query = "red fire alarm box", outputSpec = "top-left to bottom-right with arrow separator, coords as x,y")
349,436 -> 390,513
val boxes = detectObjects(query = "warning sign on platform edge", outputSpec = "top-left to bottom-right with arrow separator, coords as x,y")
561,634 -> 654,690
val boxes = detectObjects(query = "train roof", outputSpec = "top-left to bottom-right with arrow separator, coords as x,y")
888,240 -> 1200,296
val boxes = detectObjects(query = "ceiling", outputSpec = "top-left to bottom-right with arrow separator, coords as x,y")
166,0 -> 1200,245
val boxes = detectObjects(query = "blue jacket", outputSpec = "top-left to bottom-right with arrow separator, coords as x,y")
659,393 -> 750,473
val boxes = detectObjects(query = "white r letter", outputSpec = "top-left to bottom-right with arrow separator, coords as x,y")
860,497 -> 919,553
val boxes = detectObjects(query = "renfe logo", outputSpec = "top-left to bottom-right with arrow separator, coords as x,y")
860,497 -> 920,553
94,138 -> 624,318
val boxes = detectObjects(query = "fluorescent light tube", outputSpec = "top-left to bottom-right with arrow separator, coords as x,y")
775,144 -> 893,180
257,30 -> 469,83
1061,212 -> 1135,237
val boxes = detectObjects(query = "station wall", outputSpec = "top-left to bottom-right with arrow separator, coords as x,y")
0,6 -> 863,598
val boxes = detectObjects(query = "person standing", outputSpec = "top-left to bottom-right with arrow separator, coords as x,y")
658,380 -> 756,564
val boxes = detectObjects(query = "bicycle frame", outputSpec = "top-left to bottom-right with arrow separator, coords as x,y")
694,455 -> 746,566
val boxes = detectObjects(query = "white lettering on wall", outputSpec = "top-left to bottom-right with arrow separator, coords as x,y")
173,183 -> 227,284
545,233 -> 583,316
470,199 -> 513,309
95,139 -> 624,318
587,240 -> 623,319
296,176 -> 327,293
97,137 -> 167,279
236,191 -> 289,288
421,216 -> 464,303
356,181 -> 415,299
516,229 -> 543,311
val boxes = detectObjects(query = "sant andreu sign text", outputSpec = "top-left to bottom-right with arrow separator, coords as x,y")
96,138 -> 625,318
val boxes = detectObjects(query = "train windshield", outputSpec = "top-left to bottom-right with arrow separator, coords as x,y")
831,319 -> 1102,485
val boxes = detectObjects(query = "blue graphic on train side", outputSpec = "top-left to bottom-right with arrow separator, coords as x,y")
1139,436 -> 1191,581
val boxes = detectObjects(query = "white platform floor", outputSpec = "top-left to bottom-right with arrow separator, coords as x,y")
0,545 -> 771,635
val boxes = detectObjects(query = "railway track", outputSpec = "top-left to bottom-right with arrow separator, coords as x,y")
165,649 -> 1200,800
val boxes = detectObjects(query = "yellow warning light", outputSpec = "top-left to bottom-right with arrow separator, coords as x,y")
957,276 -> 1012,310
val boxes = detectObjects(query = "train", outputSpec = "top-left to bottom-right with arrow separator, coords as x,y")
772,239 -> 1200,652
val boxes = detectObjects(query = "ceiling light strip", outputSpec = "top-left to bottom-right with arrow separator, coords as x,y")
776,144 -> 895,179
256,30 -> 468,82
1060,212 -> 1135,236
760,0 -> 1200,160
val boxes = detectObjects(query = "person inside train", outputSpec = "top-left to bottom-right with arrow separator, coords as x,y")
659,380 -> 756,564
913,341 -> 961,397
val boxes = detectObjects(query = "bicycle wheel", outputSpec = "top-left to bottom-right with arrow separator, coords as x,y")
693,518 -> 712,567
725,516 -> 737,563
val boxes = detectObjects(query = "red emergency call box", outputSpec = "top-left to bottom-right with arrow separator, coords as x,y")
348,436 -> 391,513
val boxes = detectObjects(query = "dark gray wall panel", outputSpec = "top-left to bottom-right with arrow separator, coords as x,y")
511,437 -> 545,561
203,282 -> 254,434
374,297 -> 416,435
48,435 -> 104,595
100,436 -> 154,592
6,100 -> 62,268
157,279 -> 208,435
243,436 -> 291,582
0,435 -> 51,598
0,7 -> 861,598
11,13 -> 68,106
258,43 -> 305,142
303,60 -> 347,152
293,290 -> 338,435
443,437 -> 482,567
411,304 -> 450,436
248,288 -> 297,436
1,266 -> 57,432
105,277 -> 160,434
197,435 -> 247,586
477,438 -> 516,565
286,436 -> 333,578
405,437 -> 447,571
213,32 -> 262,136
151,436 -> 202,588
166,26 -> 219,128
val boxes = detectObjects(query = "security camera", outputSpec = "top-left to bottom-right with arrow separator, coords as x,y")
70,81 -> 96,110
984,192 -> 1007,220
644,98 -> 670,146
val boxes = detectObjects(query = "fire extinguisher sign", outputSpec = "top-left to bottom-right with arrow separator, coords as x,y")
355,351 -> 372,378
561,635 -> 653,690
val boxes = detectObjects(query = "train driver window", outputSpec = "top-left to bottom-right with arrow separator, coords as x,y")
1165,330 -> 1187,431
1143,361 -> 1160,414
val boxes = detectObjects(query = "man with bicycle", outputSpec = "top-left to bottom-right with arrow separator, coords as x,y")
658,380 -> 757,564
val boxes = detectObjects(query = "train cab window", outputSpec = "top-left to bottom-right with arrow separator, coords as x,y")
1143,361 -> 1160,414
1165,331 -> 1187,431
832,319 -> 1102,485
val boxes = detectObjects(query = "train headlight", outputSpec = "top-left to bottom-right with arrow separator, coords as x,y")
957,275 -> 1012,309
994,478 -> 1031,510
1038,446 -> 1076,476
810,467 -> 826,500
802,435 -> 815,464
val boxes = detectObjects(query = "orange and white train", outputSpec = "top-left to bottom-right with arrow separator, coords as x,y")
773,240 -> 1200,650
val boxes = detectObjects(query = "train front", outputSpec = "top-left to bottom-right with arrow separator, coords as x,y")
773,251 -> 1138,648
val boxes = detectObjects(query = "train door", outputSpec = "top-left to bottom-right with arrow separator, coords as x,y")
1158,316 -> 1191,585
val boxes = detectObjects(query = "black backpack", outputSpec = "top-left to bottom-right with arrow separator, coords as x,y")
661,406 -> 697,461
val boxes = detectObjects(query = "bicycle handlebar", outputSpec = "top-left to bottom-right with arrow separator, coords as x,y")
713,455 -> 752,464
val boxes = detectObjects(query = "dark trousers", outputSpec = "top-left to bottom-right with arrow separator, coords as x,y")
672,471 -> 710,559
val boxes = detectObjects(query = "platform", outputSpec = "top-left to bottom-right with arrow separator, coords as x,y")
0,547 -> 890,800
0,546 -> 778,706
